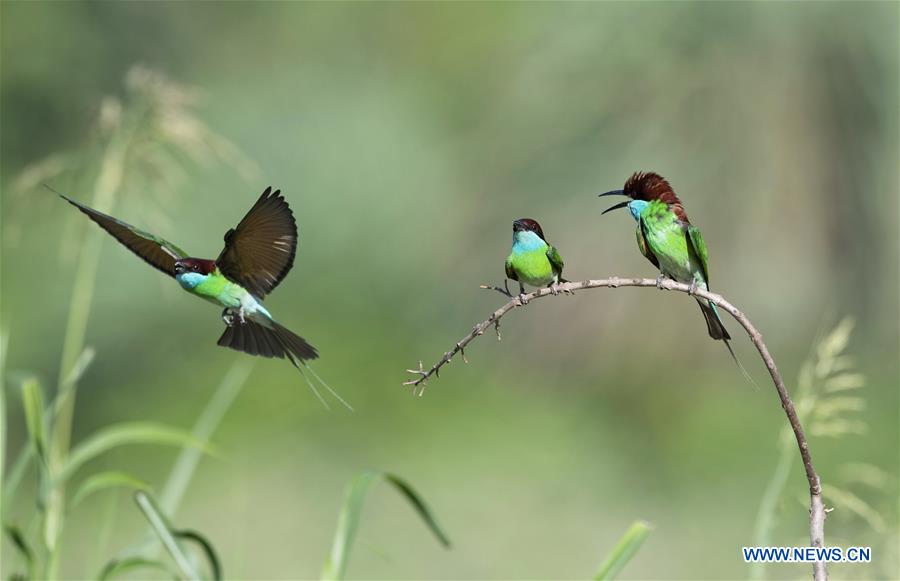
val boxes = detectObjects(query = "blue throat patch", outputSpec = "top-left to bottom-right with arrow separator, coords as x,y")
628,200 -> 649,222
176,272 -> 207,290
512,230 -> 547,253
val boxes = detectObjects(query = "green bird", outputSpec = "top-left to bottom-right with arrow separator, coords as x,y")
53,186 -> 349,408
505,218 -> 566,303
599,172 -> 742,363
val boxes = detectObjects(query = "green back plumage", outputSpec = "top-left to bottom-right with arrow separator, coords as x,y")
637,200 -> 706,285
685,225 -> 710,283
546,245 -> 564,279
635,199 -> 731,343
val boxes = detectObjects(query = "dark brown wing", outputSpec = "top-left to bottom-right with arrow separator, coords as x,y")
56,191 -> 188,277
216,187 -> 297,299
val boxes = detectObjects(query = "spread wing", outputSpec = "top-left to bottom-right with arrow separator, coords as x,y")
637,221 -> 660,270
216,187 -> 297,299
685,224 -> 710,283
546,244 -> 565,279
57,191 -> 187,277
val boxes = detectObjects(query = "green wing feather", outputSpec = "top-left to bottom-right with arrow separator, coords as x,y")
685,225 -> 710,283
504,258 -> 518,281
55,191 -> 188,277
546,245 -> 565,280
636,222 -> 660,270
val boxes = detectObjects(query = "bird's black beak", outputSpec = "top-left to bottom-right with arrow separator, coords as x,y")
598,189 -> 629,215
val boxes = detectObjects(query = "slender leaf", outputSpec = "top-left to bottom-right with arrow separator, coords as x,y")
160,360 -> 254,515
0,332 -> 8,526
135,491 -> 200,580
321,471 -> 451,580
98,557 -> 177,580
50,347 -> 96,419
20,378 -> 47,462
2,348 -> 103,505
1,443 -> 33,509
4,524 -> 36,580
175,529 -> 223,581
71,471 -> 151,507
382,474 -> 452,548
57,422 -> 215,485
594,521 -> 653,580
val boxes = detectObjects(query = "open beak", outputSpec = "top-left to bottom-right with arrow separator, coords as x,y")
598,189 -> 630,215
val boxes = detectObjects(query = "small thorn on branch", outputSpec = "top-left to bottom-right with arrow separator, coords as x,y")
403,360 -> 429,390
457,343 -> 468,363
401,276 -> 826,581
480,283 -> 512,298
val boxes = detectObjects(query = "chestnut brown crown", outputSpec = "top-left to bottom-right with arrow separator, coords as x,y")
174,258 -> 216,276
623,171 -> 688,222
512,218 -> 547,241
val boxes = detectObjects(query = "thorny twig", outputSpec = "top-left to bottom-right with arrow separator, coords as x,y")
403,276 -> 828,581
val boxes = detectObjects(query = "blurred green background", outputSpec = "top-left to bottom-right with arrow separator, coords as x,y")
2,2 -> 898,579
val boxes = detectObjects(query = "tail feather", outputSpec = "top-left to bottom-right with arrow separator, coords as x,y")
217,318 -> 353,409
696,299 -> 756,387
697,299 -> 731,341
217,318 -> 318,363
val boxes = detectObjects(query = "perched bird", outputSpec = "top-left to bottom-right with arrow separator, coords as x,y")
505,218 -> 567,303
52,186 -> 348,408
599,172 -> 743,365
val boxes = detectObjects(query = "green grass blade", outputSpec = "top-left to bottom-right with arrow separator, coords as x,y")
4,524 -> 37,580
97,557 -> 177,580
594,521 -> 653,580
321,471 -> 451,580
20,378 -> 47,463
1,443 -> 33,508
0,332 -> 8,529
50,347 -> 95,419
57,422 -> 215,485
175,529 -> 223,581
382,473 -> 452,548
322,471 -> 379,580
71,471 -> 151,508
159,360 -> 254,515
134,491 -> 200,580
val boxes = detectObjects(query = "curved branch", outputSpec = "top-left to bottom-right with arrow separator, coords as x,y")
404,276 -> 827,581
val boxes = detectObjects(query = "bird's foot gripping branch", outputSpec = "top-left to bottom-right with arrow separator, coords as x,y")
403,277 -> 829,581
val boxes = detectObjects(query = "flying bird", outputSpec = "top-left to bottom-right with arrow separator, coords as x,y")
599,172 -> 747,371
52,186 -> 348,408
505,218 -> 567,304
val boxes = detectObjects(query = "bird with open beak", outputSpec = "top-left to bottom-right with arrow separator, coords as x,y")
599,172 -> 742,365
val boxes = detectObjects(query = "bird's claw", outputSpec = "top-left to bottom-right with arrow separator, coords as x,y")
655,274 -> 668,289
688,280 -> 699,296
222,307 -> 247,326
549,283 -> 561,296
221,309 -> 235,326
517,293 -> 529,306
